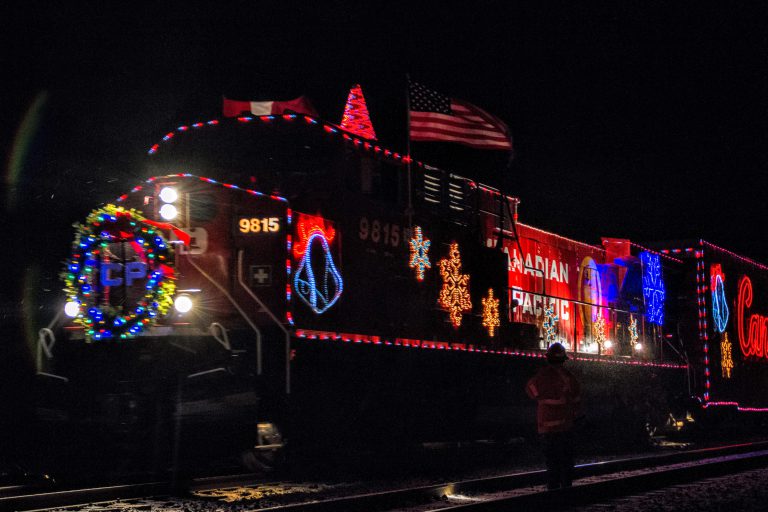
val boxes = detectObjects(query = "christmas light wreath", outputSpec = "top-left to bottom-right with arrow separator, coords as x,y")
63,204 -> 176,341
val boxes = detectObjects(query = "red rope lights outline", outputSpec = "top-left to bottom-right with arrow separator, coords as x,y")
147,115 -> 419,169
115,173 -> 288,204
295,329 -> 688,369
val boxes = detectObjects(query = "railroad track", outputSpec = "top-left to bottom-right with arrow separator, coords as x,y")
8,441 -> 768,511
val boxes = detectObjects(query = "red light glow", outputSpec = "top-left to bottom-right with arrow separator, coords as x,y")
293,214 -> 336,259
737,276 -> 768,359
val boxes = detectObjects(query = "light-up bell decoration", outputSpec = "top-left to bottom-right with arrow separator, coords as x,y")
293,214 -> 343,314
408,226 -> 431,281
711,264 -> 729,333
438,243 -> 472,327
482,288 -> 500,337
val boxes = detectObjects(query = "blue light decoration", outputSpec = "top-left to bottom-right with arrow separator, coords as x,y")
63,204 -> 176,341
640,251 -> 665,325
710,264 -> 729,333
408,226 -> 431,281
293,214 -> 343,314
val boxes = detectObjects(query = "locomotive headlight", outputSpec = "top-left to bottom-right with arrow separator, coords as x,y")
64,301 -> 80,318
159,186 -> 178,203
174,294 -> 194,314
159,203 -> 178,220
634,342 -> 643,351
604,340 -> 614,349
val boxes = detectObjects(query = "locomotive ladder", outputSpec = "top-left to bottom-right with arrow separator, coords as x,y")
475,186 -> 519,250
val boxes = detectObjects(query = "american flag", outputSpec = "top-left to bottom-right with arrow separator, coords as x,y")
409,81 -> 512,151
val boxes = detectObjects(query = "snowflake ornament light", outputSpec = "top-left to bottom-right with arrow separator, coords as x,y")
408,226 -> 431,281
438,243 -> 472,327
482,288 -> 500,337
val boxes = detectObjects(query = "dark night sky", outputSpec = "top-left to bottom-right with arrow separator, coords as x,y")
2,1 -> 768,307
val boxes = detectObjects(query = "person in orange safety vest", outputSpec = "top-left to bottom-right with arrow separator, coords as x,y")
526,342 -> 582,490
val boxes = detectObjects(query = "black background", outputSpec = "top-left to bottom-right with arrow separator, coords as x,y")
1,1 -> 766,444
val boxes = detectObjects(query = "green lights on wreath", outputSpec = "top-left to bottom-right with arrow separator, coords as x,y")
62,204 -> 176,341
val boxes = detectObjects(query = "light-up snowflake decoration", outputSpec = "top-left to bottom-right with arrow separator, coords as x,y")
640,251 -> 665,325
543,303 -> 559,345
482,288 -> 500,337
408,226 -> 431,281
438,243 -> 472,327
721,332 -> 734,379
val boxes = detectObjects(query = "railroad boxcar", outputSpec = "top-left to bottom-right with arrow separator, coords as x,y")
35,114 -> 690,477
653,241 -> 768,419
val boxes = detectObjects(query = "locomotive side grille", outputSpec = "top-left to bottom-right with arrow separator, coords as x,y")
448,174 -> 466,212
416,166 -> 475,227
423,170 -> 442,205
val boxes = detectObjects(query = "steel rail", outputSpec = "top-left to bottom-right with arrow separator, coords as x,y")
431,448 -> 768,511
8,441 -> 768,511
1,472 -> 263,511
191,440 -> 768,512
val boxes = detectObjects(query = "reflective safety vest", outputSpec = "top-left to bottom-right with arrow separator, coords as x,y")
526,365 -> 582,434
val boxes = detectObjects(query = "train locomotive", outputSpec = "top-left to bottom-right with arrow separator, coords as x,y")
34,111 -> 765,478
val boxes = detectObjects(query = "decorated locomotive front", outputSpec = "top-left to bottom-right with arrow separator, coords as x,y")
61,174 -> 291,340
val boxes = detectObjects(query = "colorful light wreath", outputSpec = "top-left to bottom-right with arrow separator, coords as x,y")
62,204 -> 176,341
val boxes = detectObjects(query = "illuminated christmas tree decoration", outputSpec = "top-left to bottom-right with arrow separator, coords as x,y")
543,303 -> 559,345
408,226 -> 431,281
340,84 -> 377,140
482,288 -> 500,337
438,243 -> 472,327
593,314 -> 607,353
710,264 -> 729,333
721,332 -> 734,379
62,204 -> 176,342
293,213 -> 343,314
640,251 -> 666,325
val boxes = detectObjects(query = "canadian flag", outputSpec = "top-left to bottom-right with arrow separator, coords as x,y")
223,96 -> 318,117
